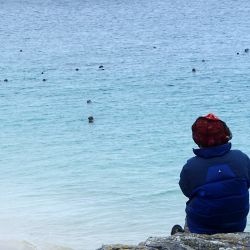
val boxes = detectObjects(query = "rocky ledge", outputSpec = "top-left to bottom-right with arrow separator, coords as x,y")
97,232 -> 250,250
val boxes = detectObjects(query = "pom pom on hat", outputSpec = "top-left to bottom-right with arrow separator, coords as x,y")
203,113 -> 220,120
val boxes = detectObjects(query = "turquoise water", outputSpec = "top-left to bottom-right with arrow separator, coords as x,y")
1,0 -> 250,249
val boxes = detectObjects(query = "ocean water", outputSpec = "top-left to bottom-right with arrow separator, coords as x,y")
1,0 -> 250,249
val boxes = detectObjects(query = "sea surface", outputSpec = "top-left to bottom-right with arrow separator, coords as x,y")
1,0 -> 250,249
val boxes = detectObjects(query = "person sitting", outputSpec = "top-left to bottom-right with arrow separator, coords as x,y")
179,113 -> 250,234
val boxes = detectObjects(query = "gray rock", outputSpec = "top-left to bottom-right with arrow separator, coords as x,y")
96,244 -> 147,250
97,233 -> 250,250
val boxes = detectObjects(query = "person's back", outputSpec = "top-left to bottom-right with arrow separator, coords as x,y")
179,114 -> 250,234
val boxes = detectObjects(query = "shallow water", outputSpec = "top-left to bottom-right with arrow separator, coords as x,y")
1,0 -> 250,249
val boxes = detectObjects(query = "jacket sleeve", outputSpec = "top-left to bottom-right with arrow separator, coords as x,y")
246,155 -> 250,187
179,164 -> 191,198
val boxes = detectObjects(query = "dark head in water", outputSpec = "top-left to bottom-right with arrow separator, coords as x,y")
202,59 -> 205,62
245,48 -> 249,53
192,68 -> 196,73
75,68 -> 79,71
42,79 -> 47,82
237,52 -> 239,55
87,100 -> 92,104
88,116 -> 94,123
4,79 -> 8,82
99,65 -> 104,69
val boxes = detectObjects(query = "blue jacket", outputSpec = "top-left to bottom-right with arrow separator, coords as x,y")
179,143 -> 250,234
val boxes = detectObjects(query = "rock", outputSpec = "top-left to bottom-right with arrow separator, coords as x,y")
96,244 -> 147,250
97,233 -> 250,250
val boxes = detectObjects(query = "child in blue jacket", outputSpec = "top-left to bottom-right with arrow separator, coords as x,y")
178,113 -> 250,234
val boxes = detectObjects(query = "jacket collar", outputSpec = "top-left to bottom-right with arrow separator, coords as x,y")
193,143 -> 231,159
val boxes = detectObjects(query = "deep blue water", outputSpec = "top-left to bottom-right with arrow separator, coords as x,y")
1,0 -> 250,249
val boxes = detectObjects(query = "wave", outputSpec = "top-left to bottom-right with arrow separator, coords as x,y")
0,240 -> 74,250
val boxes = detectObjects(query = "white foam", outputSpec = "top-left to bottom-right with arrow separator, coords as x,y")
0,241 -> 35,250
0,240 -> 74,250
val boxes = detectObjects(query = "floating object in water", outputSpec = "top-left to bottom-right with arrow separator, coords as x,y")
41,72 -> 44,74
202,59 -> 205,62
4,79 -> 8,82
192,68 -> 196,73
42,79 -> 47,82
99,65 -> 104,69
245,48 -> 249,53
237,52 -> 239,55
153,46 -> 157,49
75,68 -> 79,71
19,49 -> 23,52
87,100 -> 92,104
88,116 -> 94,123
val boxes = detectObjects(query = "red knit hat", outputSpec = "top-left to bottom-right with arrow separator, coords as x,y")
192,113 -> 232,147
